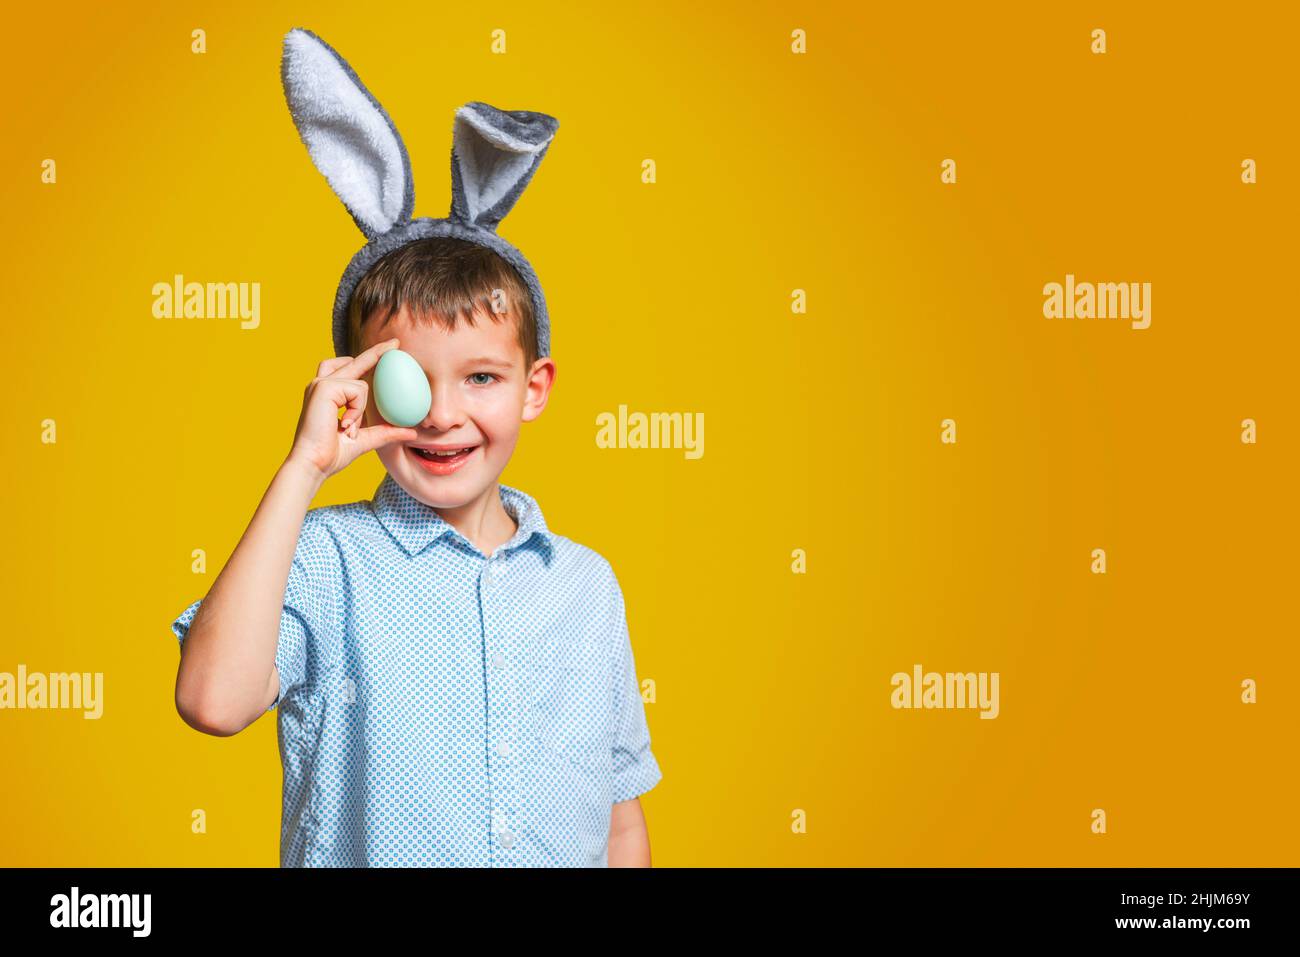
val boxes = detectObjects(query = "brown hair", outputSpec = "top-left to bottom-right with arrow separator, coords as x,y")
346,236 -> 537,371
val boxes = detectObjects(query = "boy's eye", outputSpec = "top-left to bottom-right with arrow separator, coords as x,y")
468,372 -> 498,385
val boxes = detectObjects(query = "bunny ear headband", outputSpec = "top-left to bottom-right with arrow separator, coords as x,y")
279,27 -> 559,359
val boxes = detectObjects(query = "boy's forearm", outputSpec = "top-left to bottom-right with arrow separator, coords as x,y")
608,798 -> 652,867
175,455 -> 325,735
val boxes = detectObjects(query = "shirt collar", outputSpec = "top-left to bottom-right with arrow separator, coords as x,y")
370,472 -> 555,562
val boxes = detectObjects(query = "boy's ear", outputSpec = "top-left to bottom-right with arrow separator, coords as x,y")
450,102 -> 559,231
280,28 -> 415,239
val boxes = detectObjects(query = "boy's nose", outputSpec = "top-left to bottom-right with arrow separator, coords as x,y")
418,380 -> 466,431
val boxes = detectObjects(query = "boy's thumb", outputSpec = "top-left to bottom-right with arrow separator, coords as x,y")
356,425 -> 418,455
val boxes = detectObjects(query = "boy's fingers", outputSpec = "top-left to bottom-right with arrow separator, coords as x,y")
326,378 -> 368,428
316,356 -> 354,378
335,337 -> 400,381
351,424 -> 419,456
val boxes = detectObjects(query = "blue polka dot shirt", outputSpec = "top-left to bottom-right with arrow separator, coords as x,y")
171,473 -> 663,866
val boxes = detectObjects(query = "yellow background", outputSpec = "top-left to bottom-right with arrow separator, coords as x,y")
2,1 -> 1296,865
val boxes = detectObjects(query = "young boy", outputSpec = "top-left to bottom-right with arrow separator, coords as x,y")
170,236 -> 663,866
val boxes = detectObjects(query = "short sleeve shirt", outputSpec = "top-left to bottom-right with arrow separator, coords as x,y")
170,473 -> 662,866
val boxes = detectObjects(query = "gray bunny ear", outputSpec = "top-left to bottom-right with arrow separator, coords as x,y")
281,28 -> 415,239
450,102 -> 558,231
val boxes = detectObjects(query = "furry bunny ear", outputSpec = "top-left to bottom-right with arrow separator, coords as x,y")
450,102 -> 558,231
281,28 -> 415,239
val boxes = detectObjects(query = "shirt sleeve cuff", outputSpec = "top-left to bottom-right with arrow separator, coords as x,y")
612,749 -> 663,804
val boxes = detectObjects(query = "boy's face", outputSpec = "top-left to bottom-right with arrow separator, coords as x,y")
357,302 -> 554,510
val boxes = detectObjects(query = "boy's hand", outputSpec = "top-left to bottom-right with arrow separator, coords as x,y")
287,337 -> 420,480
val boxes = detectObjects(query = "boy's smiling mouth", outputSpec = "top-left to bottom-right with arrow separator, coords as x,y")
406,443 -> 480,474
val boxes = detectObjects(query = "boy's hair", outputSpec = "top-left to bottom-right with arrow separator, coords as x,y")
346,236 -> 538,372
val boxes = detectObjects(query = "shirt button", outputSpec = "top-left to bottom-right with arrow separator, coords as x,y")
490,652 -> 506,670
496,740 -> 511,757
499,830 -> 515,848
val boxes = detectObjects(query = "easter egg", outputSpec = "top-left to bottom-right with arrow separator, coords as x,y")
373,349 -> 431,427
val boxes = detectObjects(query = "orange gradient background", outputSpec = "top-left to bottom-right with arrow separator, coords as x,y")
2,1 -> 1296,865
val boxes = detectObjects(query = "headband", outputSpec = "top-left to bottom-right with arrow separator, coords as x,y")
279,27 -> 559,358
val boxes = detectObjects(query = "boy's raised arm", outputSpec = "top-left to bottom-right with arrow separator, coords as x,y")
173,340 -> 418,736
174,458 -> 324,735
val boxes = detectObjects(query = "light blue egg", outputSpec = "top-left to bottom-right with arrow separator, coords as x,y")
373,349 -> 432,427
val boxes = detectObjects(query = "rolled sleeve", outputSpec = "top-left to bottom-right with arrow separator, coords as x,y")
607,570 -> 662,803
169,512 -> 336,712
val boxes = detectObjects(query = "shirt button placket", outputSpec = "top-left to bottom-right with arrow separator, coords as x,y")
485,552 -> 508,584
482,551 -> 518,863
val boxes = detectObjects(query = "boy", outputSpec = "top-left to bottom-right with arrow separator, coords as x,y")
170,235 -> 663,866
